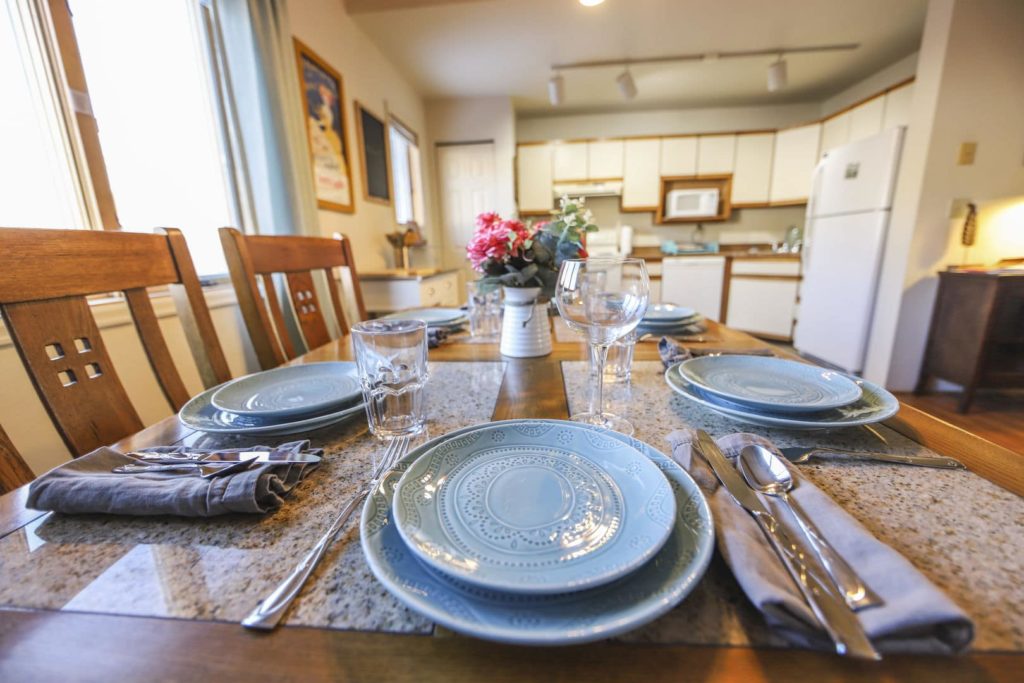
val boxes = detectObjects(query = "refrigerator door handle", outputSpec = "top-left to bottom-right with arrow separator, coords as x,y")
803,160 -> 828,272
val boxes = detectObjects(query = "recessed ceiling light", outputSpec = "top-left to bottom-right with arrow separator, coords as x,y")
579,0 -> 605,7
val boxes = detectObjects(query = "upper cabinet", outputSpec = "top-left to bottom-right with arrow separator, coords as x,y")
659,137 -> 697,176
552,142 -> 588,181
587,140 -> 624,179
622,139 -> 661,210
848,97 -> 885,140
820,111 -> 850,157
769,123 -> 821,203
696,135 -> 737,175
882,82 -> 914,129
516,144 -> 554,214
731,133 -> 775,205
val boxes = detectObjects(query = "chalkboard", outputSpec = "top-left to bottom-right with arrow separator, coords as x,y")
355,103 -> 390,203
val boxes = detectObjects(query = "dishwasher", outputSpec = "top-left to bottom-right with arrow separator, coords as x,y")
659,256 -> 726,321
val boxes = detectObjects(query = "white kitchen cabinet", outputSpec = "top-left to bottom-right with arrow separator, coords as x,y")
360,270 -> 460,313
587,140 -> 624,179
660,256 -> 726,320
697,135 -> 736,175
882,82 -> 914,129
731,133 -> 774,204
848,97 -> 885,141
819,112 -> 850,157
660,137 -> 697,176
769,123 -> 821,203
552,142 -> 588,181
726,277 -> 799,339
516,144 -> 554,213
621,138 -> 661,209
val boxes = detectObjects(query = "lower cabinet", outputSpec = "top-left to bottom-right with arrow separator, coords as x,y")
660,257 -> 727,320
360,270 -> 460,313
724,259 -> 801,340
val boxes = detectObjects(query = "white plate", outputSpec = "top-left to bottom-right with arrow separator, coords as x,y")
677,356 -> 862,413
361,419 -> 714,645
643,303 -> 697,322
665,363 -> 898,429
211,362 -> 360,418
381,308 -> 467,327
179,383 -> 364,435
392,421 -> 675,594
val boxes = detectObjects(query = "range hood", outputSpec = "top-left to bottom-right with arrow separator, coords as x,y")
552,180 -> 623,197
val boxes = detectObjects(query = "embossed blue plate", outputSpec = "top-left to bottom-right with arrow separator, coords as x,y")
677,355 -> 862,413
211,362 -> 361,418
361,419 -> 713,645
391,421 -> 676,595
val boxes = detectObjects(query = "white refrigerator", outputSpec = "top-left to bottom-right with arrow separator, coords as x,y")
794,127 -> 905,374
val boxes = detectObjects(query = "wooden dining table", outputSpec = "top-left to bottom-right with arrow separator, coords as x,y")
1,318 -> 1022,682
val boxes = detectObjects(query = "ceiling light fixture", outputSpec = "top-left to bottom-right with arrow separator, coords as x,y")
579,0 -> 605,6
767,56 -> 788,92
548,73 -> 565,106
616,68 -> 637,100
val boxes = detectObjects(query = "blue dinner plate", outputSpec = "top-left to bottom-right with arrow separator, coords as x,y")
361,419 -> 714,646
392,421 -> 676,594
643,303 -> 697,322
211,362 -> 361,418
665,363 -> 898,429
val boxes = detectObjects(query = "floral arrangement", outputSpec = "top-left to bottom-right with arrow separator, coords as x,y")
466,196 -> 597,296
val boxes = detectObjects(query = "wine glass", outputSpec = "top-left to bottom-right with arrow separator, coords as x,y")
554,257 -> 650,434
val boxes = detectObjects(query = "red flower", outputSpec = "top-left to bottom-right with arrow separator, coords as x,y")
577,246 -> 588,258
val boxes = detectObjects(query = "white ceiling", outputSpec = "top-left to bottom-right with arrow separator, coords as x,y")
348,0 -> 926,114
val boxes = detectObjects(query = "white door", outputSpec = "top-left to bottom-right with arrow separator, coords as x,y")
660,257 -> 726,320
660,137 -> 697,176
621,139 -> 661,209
815,127 -> 904,215
731,133 -> 774,204
769,123 -> 821,202
587,140 -> 623,178
438,143 -> 497,276
553,142 -> 588,181
696,135 -> 736,175
515,144 -> 553,213
794,211 -> 889,373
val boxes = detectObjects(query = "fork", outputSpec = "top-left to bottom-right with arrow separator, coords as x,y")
241,435 -> 412,630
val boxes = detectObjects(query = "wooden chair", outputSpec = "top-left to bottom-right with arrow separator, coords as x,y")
0,425 -> 34,494
219,228 -> 367,370
0,227 -> 232,456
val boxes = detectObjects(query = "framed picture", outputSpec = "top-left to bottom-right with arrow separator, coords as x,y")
294,39 -> 354,213
354,100 -> 392,205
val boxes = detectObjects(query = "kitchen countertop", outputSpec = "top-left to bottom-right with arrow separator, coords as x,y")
631,247 -> 801,263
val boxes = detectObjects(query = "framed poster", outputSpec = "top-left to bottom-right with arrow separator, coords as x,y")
354,101 -> 391,205
294,39 -> 354,213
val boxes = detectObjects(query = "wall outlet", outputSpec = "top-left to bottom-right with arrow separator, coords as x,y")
957,142 -> 977,165
949,198 -> 972,220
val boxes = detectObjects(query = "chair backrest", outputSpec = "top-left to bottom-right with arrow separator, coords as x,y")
0,425 -> 33,494
219,228 -> 367,370
0,227 -> 232,456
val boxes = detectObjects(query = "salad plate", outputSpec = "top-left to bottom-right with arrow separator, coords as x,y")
381,307 -> 467,327
361,419 -> 714,645
179,383 -> 364,435
392,421 -> 675,594
211,362 -> 360,418
665,363 -> 899,429
643,303 -> 697,322
676,356 -> 862,413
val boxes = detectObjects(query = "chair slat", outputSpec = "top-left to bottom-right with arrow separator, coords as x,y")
220,227 -> 287,369
124,288 -> 191,411
261,274 -> 298,361
0,425 -> 34,494
324,268 -> 349,336
2,298 -> 143,456
285,271 -> 331,350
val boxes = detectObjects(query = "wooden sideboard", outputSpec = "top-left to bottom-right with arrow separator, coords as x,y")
916,269 -> 1024,412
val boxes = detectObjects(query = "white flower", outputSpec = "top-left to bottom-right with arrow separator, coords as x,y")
582,209 -> 594,224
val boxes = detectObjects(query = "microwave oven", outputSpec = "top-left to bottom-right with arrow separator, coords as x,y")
665,188 -> 720,218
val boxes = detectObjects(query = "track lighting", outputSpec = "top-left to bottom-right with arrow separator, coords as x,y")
548,73 -> 564,106
616,68 -> 637,100
767,56 -> 788,92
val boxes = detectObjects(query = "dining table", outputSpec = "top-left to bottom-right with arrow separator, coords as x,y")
1,317 -> 1022,682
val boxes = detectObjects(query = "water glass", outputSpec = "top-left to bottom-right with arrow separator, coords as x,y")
351,319 -> 429,438
467,281 -> 502,338
599,329 -> 638,382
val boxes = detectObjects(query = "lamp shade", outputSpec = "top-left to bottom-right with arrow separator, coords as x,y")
767,58 -> 788,92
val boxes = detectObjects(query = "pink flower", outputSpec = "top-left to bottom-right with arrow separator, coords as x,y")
465,214 -> 538,272
475,211 -> 501,230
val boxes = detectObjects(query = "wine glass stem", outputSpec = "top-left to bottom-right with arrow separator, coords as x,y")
590,342 -> 611,423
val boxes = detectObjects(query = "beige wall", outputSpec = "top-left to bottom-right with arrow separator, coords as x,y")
864,0 -> 1024,389
820,52 -> 919,117
289,0 -> 438,271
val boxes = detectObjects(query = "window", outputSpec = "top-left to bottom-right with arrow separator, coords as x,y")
68,0 -> 238,275
388,117 -> 424,226
0,1 -> 92,229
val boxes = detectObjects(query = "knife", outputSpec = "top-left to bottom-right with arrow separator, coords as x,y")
695,430 -> 881,660
127,450 -> 322,465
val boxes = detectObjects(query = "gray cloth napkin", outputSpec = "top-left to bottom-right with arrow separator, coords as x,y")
27,441 -> 321,517
427,327 -> 450,348
666,428 -> 974,655
658,336 -> 693,367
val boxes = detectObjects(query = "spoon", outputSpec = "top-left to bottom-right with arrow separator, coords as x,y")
739,444 -> 883,612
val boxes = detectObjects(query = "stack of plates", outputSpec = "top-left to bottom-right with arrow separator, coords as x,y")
361,419 -> 715,645
178,362 -> 365,435
638,303 -> 703,337
380,307 -> 468,332
665,355 -> 899,430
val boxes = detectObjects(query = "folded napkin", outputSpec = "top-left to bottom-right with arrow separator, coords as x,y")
27,441 -> 321,517
427,327 -> 449,348
666,429 -> 974,655
658,336 -> 693,367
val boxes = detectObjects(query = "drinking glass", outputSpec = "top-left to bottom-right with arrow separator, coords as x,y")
467,281 -> 502,338
351,319 -> 429,438
555,257 -> 650,434
599,329 -> 638,383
